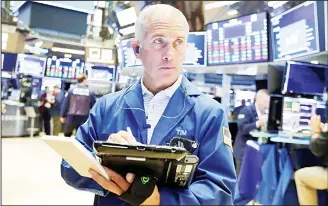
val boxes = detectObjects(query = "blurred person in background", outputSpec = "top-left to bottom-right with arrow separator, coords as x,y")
233,89 -> 270,176
40,86 -> 52,135
60,74 -> 96,137
49,85 -> 65,135
294,115 -> 328,205
232,99 -> 246,120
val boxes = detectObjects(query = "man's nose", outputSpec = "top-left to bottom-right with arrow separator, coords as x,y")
162,44 -> 175,61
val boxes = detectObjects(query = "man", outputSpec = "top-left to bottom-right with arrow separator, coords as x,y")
60,74 -> 96,137
232,99 -> 246,120
49,85 -> 65,135
61,4 -> 236,206
40,86 -> 52,135
294,115 -> 328,205
233,89 -> 270,176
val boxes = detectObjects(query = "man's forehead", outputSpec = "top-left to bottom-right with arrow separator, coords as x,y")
146,23 -> 187,38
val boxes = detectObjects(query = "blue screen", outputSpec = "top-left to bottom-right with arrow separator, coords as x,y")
206,12 -> 268,66
282,61 -> 328,95
45,56 -> 85,79
271,2 -> 321,61
1,52 -> 17,72
183,32 -> 206,67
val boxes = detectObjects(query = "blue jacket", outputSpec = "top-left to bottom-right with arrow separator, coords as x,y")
233,104 -> 259,160
49,91 -> 65,116
60,83 -> 96,125
61,76 -> 236,205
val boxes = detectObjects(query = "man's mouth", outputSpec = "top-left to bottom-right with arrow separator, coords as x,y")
160,67 -> 175,70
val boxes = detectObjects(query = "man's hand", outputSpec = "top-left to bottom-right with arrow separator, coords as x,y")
309,115 -> 322,134
89,167 -> 134,196
107,130 -> 140,145
256,119 -> 265,128
60,117 -> 66,124
89,167 -> 160,205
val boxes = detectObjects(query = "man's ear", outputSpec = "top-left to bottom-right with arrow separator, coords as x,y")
131,40 -> 140,59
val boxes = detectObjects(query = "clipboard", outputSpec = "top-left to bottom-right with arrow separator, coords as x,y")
42,136 -> 109,180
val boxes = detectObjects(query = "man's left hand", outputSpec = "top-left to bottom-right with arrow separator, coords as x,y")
309,115 -> 322,134
89,166 -> 160,205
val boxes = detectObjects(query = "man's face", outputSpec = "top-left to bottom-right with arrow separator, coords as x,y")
257,95 -> 270,112
136,19 -> 188,90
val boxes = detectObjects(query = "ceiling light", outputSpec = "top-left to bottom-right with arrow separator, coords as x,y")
228,9 -> 238,16
124,1 -> 130,4
310,60 -> 319,64
52,47 -> 85,55
205,1 -> 240,10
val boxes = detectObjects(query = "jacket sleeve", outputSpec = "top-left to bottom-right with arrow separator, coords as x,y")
90,91 -> 97,109
53,92 -> 65,109
159,108 -> 237,205
60,90 -> 72,118
309,132 -> 328,157
236,108 -> 258,136
60,97 -> 109,196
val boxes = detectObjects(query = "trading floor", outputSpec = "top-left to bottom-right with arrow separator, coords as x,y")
2,138 -> 94,205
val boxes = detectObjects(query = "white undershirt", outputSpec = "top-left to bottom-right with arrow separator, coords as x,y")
141,75 -> 182,144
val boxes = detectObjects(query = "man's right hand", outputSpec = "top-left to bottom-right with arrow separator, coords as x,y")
256,119 -> 265,128
107,130 -> 140,145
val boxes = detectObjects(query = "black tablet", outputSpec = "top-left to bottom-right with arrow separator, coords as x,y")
93,141 -> 198,188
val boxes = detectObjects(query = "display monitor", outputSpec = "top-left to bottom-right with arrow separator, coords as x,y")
1,52 -> 18,72
45,56 -> 85,79
15,54 -> 46,77
282,97 -> 317,132
271,1 -> 320,61
86,64 -> 116,82
282,61 -> 328,96
184,32 -> 207,67
206,12 -> 268,66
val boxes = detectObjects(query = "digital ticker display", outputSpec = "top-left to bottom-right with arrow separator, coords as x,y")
45,56 -> 85,79
119,32 -> 207,68
271,1 -> 319,61
206,12 -> 268,66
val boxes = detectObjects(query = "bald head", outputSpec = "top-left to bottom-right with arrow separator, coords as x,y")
255,89 -> 270,113
135,4 -> 189,44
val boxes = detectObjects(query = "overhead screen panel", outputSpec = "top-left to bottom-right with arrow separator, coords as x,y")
45,56 -> 85,80
282,61 -> 328,96
119,32 -> 207,68
15,54 -> 46,77
271,1 -> 320,61
206,12 -> 268,66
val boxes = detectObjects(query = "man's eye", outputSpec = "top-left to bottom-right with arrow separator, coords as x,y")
176,39 -> 184,44
154,38 -> 164,44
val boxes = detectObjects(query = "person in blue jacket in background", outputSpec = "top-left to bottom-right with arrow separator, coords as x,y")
233,89 -> 270,176
60,74 -> 96,137
49,85 -> 65,135
61,4 -> 236,206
